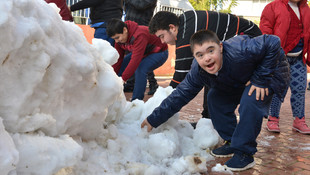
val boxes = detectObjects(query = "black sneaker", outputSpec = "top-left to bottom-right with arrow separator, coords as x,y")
211,141 -> 234,157
224,151 -> 255,171
147,83 -> 158,95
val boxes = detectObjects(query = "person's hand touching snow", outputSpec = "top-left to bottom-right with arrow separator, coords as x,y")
141,119 -> 153,132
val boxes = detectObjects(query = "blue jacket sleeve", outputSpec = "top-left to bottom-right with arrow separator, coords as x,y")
248,35 -> 283,88
147,61 -> 204,128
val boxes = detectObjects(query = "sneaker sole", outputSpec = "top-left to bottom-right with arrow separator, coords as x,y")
266,127 -> 280,133
292,127 -> 310,134
210,151 -> 233,158
224,161 -> 255,171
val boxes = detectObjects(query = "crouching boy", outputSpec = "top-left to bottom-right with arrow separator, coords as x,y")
107,19 -> 168,101
141,30 -> 290,171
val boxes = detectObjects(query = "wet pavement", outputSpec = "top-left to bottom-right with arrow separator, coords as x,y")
125,77 -> 310,175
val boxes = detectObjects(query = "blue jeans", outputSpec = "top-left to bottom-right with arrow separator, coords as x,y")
118,50 -> 168,100
94,27 -> 115,46
208,85 -> 273,155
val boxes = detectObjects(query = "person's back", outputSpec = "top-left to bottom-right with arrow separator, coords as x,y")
124,0 -> 157,26
70,0 -> 123,46
70,0 -> 123,24
260,0 -> 310,134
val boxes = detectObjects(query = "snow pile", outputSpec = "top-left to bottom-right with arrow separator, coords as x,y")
0,0 -> 229,174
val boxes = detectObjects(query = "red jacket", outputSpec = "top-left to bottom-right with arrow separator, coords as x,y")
45,0 -> 73,21
113,21 -> 168,81
260,0 -> 310,65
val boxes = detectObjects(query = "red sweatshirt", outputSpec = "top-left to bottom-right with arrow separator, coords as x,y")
113,21 -> 168,81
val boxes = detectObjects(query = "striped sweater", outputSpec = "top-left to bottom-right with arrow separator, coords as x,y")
170,10 -> 262,87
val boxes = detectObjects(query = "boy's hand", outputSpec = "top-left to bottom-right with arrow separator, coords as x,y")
141,119 -> 153,132
246,81 -> 269,100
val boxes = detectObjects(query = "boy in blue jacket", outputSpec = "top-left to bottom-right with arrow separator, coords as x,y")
141,30 -> 290,171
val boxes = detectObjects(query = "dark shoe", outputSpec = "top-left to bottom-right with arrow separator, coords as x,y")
147,83 -> 158,95
224,151 -> 255,171
123,84 -> 134,92
211,141 -> 234,157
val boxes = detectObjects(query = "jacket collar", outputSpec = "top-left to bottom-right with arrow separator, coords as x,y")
124,20 -> 139,43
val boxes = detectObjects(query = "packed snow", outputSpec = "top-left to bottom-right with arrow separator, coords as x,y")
0,0 -> 231,174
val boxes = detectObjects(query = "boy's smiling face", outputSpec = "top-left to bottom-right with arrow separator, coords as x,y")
192,41 -> 223,74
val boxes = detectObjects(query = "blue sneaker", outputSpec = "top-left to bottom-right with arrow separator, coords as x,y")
224,151 -> 255,171
210,141 -> 234,157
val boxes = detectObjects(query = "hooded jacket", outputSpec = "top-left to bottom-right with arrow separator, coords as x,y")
260,0 -> 310,65
113,21 -> 167,81
147,35 -> 290,128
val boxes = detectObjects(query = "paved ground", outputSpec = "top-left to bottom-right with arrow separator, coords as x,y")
125,77 -> 310,175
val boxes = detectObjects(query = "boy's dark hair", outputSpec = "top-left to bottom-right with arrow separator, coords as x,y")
190,30 -> 221,52
149,11 -> 179,34
106,18 -> 127,37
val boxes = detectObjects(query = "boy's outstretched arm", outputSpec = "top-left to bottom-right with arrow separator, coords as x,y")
140,61 -> 204,132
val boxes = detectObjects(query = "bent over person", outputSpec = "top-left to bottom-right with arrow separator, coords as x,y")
107,19 -> 168,101
148,10 -> 262,124
141,30 -> 290,171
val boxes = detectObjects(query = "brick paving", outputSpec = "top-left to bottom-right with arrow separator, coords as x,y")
125,77 -> 310,175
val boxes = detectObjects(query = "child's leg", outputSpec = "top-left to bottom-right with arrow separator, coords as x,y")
132,51 -> 168,100
268,94 -> 284,118
117,53 -> 132,76
289,57 -> 307,118
207,88 -> 242,141
233,85 -> 273,155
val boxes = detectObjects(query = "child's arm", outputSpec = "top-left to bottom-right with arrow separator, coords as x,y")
141,61 -> 204,131
238,18 -> 262,37
259,4 -> 276,35
112,44 -> 125,74
121,34 -> 148,81
249,35 -> 283,91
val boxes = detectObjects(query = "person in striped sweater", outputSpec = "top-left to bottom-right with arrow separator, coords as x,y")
148,11 -> 262,126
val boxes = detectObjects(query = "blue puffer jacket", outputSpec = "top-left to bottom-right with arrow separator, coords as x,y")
147,34 -> 290,128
